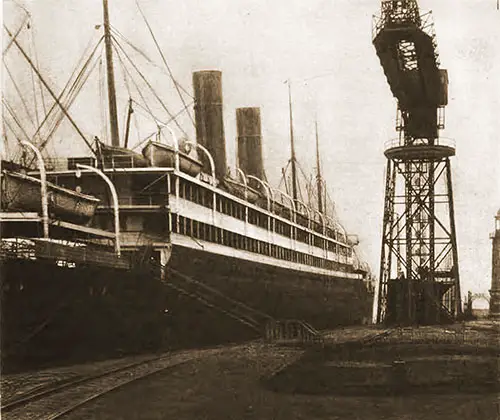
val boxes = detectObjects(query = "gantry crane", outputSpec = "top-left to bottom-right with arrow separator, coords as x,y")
373,0 -> 461,325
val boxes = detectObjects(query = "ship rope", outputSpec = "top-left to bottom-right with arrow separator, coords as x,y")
3,119 -> 30,168
27,20 -> 41,134
116,52 -> 134,143
5,0 -> 30,16
110,25 -> 193,101
99,57 -> 108,143
277,160 -> 291,192
2,99 -> 32,143
3,25 -> 104,163
130,128 -> 158,152
2,119 -> 11,157
2,60 -> 37,130
3,119 -> 23,145
131,99 -> 195,136
33,36 -> 105,153
110,26 -> 152,70
7,37 -> 104,169
4,23 -> 98,154
39,38 -> 105,142
29,20 -> 48,119
39,45 -> 103,152
112,43 -> 159,130
111,36 -> 190,139
135,0 -> 196,127
34,34 -> 103,139
2,12 -> 29,55
276,153 -> 344,231
128,98 -> 195,134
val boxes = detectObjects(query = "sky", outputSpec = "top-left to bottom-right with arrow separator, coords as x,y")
2,0 -> 499,307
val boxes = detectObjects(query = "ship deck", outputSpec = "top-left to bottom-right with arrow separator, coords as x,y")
0,212 -> 128,270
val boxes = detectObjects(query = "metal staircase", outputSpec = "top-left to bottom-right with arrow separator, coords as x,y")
163,267 -> 274,333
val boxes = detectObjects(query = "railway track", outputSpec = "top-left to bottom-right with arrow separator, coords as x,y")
1,330 -> 395,419
1,346 -> 228,420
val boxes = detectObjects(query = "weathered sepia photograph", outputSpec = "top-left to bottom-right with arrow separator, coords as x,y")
1,0 -> 499,418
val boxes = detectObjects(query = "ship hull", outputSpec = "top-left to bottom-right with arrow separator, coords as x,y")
167,243 -> 373,330
0,257 -> 169,372
1,238 -> 372,372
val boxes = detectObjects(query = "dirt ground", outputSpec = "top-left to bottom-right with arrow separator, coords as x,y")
67,321 -> 499,420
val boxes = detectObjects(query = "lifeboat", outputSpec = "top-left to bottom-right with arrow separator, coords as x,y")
97,141 -> 149,168
1,170 -> 100,223
142,141 -> 203,177
222,177 -> 260,204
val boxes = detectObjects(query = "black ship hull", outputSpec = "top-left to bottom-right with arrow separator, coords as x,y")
1,240 -> 373,372
167,243 -> 373,330
1,258 -> 167,371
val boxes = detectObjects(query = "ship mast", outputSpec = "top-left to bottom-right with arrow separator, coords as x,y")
103,0 -> 120,147
315,120 -> 323,214
288,80 -> 298,201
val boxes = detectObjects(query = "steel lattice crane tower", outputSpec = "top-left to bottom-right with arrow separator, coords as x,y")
373,0 -> 461,324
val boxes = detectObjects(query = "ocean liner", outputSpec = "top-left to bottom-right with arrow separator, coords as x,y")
1,0 -> 374,369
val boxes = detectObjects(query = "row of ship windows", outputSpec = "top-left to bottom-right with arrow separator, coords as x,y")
172,215 -> 350,271
173,178 -> 348,251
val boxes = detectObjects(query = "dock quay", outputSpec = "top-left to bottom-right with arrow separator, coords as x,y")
1,321 -> 498,419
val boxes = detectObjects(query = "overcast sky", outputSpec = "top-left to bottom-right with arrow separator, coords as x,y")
3,0 -> 499,305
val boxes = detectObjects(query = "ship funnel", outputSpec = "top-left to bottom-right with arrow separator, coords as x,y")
193,70 -> 227,179
236,107 -> 266,181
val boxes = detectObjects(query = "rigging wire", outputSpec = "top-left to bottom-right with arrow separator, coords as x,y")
3,99 -> 32,142
3,117 -> 26,164
42,36 -> 104,140
2,119 -> 12,158
111,35 -> 180,127
135,0 -> 195,127
130,129 -> 157,151
41,46 -> 103,151
3,118 -> 28,164
111,42 -> 142,146
2,13 -> 29,55
5,0 -> 31,16
131,96 -> 142,148
31,35 -> 104,150
29,19 -> 48,118
27,23 -> 41,137
129,99 -> 167,127
116,49 -> 134,142
2,59 -> 37,130
99,56 -> 108,143
128,98 -> 196,151
121,100 -> 129,144
109,25 -> 193,100
129,98 -> 194,148
111,35 -> 189,138
3,24 -> 95,154
112,42 -> 158,126
109,25 -> 153,67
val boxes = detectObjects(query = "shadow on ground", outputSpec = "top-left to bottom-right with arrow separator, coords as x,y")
263,341 -> 500,397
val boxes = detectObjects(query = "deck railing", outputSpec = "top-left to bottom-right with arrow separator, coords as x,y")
384,137 -> 455,151
0,238 -> 130,269
265,319 -> 324,345
44,156 -> 148,171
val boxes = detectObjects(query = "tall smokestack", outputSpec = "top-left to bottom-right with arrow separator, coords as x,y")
193,70 -> 227,179
236,107 -> 266,181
